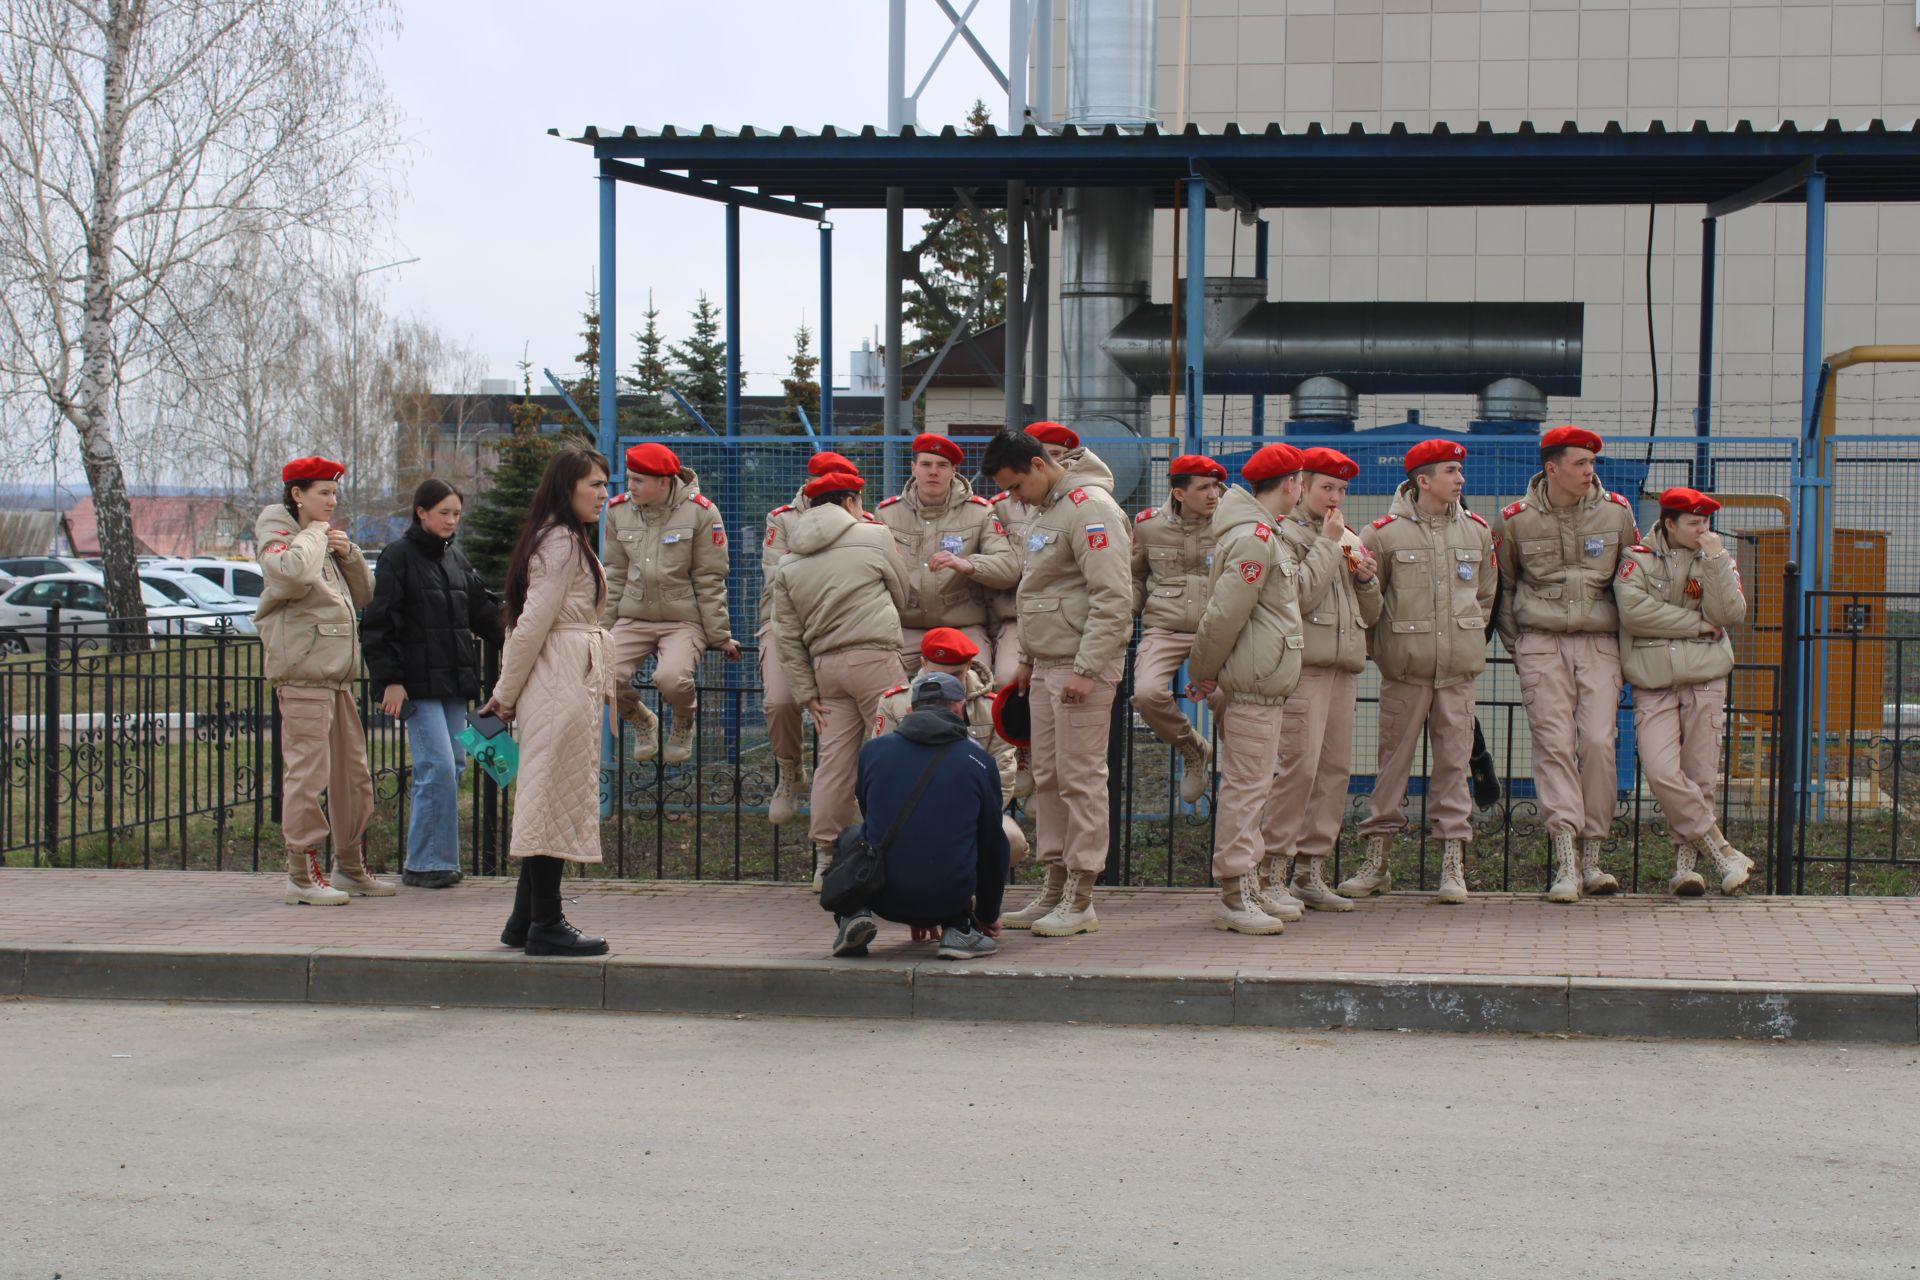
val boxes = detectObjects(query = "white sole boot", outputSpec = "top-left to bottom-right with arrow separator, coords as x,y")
1176,732 -> 1213,805
284,849 -> 348,906
768,758 -> 804,827
1669,842 -> 1707,897
1579,836 -> 1619,896
1700,830 -> 1752,895
1031,869 -> 1099,937
1547,829 -> 1582,903
1336,835 -> 1392,898
1252,857 -> 1305,922
1292,856 -> 1356,912
1215,875 -> 1286,935
1003,864 -> 1067,930
620,697 -> 660,762
1436,839 -> 1469,904
663,714 -> 696,764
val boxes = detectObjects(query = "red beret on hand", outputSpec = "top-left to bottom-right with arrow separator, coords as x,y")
911,433 -> 964,466
1403,438 -> 1467,474
991,682 -> 1032,748
1025,421 -> 1079,449
1169,454 -> 1227,482
1299,447 -> 1359,481
1541,425 -> 1603,454
802,469 -> 865,499
625,442 -> 682,477
920,626 -> 980,665
281,456 -> 345,484
808,450 -> 855,477
1658,487 -> 1721,517
1242,442 -> 1305,483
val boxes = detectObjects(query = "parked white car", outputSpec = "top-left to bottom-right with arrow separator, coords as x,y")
0,574 -> 226,653
0,555 -> 97,580
139,569 -> 258,634
163,557 -> 266,603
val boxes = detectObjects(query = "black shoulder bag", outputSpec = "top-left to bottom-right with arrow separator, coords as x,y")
820,740 -> 957,915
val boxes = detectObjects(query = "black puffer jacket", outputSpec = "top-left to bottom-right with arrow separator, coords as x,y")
360,523 -> 506,702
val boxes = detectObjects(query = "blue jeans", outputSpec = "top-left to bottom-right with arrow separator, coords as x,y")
404,698 -> 468,872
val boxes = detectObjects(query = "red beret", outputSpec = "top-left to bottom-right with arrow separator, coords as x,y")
1169,454 -> 1227,482
1541,425 -> 1603,454
1403,438 -> 1467,474
625,442 -> 681,477
1025,421 -> 1079,449
281,456 -> 345,483
1299,447 -> 1359,482
1242,442 -> 1305,483
920,626 -> 980,666
808,450 -> 855,477
991,682 -> 1032,748
802,469 -> 865,499
911,433 -> 964,466
1658,487 -> 1721,517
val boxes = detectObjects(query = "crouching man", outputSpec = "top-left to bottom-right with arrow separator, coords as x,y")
829,673 -> 1011,961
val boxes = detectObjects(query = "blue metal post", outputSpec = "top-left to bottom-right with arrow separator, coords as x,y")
1183,178 -> 1207,453
819,221 -> 834,435
597,171 -> 618,464
1251,218 -> 1269,437
1796,168 -> 1827,823
725,202 -> 741,438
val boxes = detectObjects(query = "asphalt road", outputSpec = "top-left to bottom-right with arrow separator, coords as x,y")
2,1002 -> 1915,1279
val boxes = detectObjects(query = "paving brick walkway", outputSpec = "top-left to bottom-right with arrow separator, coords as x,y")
3,869 -> 1916,986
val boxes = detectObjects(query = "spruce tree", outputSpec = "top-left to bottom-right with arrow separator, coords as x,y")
902,100 -> 1006,359
669,292 -> 728,428
623,293 -> 684,435
781,322 -> 820,431
464,361 -> 590,586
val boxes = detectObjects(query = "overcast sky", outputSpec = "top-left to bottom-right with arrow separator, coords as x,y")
374,0 -> 1012,398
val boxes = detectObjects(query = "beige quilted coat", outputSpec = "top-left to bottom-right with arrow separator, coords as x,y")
494,526 -> 608,863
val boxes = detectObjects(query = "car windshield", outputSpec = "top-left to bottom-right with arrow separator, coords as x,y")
138,583 -> 174,608
166,574 -> 239,605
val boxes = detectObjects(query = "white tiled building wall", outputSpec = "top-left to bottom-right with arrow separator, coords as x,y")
1036,0 -> 1920,439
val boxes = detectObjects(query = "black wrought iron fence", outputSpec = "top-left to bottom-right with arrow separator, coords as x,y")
3,606 -> 1794,895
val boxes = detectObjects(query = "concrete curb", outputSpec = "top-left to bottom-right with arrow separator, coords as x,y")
4,943 -> 1917,1042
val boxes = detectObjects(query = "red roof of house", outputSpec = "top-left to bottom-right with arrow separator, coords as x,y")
64,496 -> 241,558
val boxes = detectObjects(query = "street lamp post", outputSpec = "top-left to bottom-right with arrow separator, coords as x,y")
347,256 -> 420,529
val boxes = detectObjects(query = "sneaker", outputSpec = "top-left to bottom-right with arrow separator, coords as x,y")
937,924 -> 999,960
832,912 -> 878,957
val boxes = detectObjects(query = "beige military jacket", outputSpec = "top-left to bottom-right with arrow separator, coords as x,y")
872,660 -> 1017,795
1615,527 -> 1746,689
1188,486 -> 1305,706
1129,500 -> 1216,633
252,504 -> 374,691
1359,483 -> 1497,689
1013,448 -> 1134,677
1493,473 -> 1640,649
1278,510 -> 1381,673
769,503 -> 908,704
873,475 -> 1021,630
756,486 -> 810,620
602,467 -> 731,645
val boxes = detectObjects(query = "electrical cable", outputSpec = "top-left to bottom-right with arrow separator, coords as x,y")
1644,202 -> 1659,467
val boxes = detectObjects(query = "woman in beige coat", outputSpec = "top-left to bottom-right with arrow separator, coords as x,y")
479,446 -> 613,956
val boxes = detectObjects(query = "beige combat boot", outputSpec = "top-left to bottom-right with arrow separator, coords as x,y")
663,712 -> 696,764
619,696 -> 660,762
1252,856 -> 1304,922
1669,842 -> 1707,897
1436,839 -> 1469,904
768,758 -> 805,827
1012,748 -> 1035,799
1003,864 -> 1067,930
1031,868 -> 1099,937
1335,835 -> 1392,898
1292,855 -> 1356,912
1699,829 -> 1752,895
285,848 -> 348,907
1175,730 -> 1213,805
330,845 -> 397,897
811,841 -> 833,894
1579,836 -> 1619,896
1215,875 -> 1285,935
1547,829 -> 1582,903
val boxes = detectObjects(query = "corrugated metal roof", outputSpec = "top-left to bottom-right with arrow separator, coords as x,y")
553,118 -> 1920,210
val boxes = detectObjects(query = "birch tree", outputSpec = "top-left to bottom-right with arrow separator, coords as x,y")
0,0 -> 403,625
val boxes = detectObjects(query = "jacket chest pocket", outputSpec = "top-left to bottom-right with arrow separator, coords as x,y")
1387,548 -> 1433,620
1448,548 -> 1484,605
1517,537 -> 1561,575
653,530 -> 696,589
1027,530 -> 1063,567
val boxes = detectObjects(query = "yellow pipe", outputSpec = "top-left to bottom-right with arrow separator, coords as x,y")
1815,345 -> 1920,567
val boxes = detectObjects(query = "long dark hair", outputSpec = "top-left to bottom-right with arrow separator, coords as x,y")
503,446 -> 609,627
411,478 -> 462,522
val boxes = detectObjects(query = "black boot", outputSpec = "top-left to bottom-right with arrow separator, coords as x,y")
500,859 -> 533,948
524,856 -> 609,958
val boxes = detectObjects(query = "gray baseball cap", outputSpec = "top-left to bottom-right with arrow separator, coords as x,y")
910,672 -> 966,707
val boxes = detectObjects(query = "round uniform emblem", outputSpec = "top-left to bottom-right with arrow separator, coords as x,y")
1457,560 -> 1474,581
1584,535 -> 1605,558
1026,532 -> 1046,553
940,534 -> 964,555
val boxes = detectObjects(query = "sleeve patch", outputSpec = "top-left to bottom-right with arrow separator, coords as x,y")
691,493 -> 714,508
712,527 -> 726,546
1086,524 -> 1109,549
1068,488 -> 1088,505
1370,514 -> 1395,530
263,540 -> 289,555
1239,560 -> 1264,584
1502,500 -> 1527,519
765,526 -> 778,547
1618,560 -> 1636,579
1253,523 -> 1273,541
991,518 -> 1005,535
1135,507 -> 1155,523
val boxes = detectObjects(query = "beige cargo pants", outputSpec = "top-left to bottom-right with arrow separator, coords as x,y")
1358,678 -> 1477,843
1631,677 -> 1727,846
1214,700 -> 1287,880
805,647 -> 903,846
1263,666 -> 1358,861
609,619 -> 704,720
1129,626 -> 1199,745
277,686 -> 374,860
1029,661 -> 1121,874
1514,631 -> 1622,840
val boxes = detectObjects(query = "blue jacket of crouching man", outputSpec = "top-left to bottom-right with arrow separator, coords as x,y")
855,705 -> 1010,929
